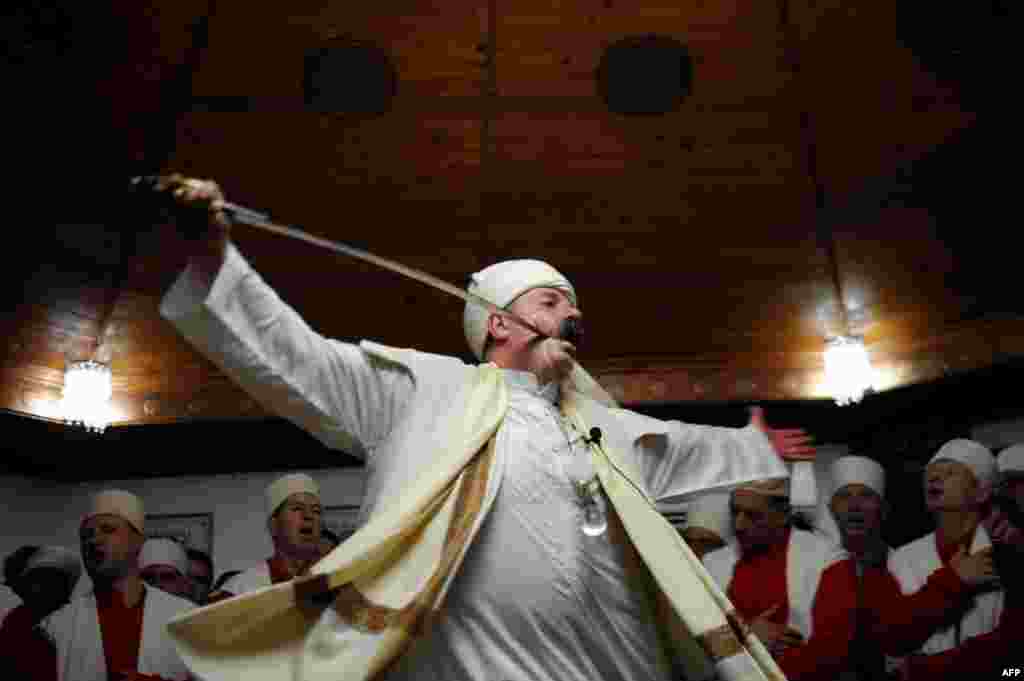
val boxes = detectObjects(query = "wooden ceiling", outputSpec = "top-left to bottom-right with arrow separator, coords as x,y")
3,0 -> 1021,432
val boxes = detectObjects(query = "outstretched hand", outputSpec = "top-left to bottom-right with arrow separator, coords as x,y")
748,407 -> 816,462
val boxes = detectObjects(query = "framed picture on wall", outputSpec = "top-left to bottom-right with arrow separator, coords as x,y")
323,505 -> 361,544
145,513 -> 214,556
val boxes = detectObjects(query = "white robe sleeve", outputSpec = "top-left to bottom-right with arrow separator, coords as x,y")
617,410 -> 789,503
160,243 -> 413,459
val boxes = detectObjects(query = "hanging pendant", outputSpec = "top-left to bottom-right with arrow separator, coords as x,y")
576,477 -> 607,537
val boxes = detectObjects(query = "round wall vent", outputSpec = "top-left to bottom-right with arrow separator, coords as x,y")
597,34 -> 693,115
304,40 -> 398,115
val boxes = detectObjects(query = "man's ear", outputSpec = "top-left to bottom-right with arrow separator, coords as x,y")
486,313 -> 510,343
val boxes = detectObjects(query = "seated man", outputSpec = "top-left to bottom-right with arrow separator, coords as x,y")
139,539 -> 194,602
208,473 -> 323,602
704,478 -> 856,681
41,490 -> 193,681
888,439 -> 1014,679
0,546 -> 81,681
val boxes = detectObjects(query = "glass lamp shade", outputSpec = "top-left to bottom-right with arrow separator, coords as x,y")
823,336 -> 875,406
60,360 -> 113,432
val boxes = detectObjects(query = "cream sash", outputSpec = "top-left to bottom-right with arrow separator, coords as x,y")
560,389 -> 787,681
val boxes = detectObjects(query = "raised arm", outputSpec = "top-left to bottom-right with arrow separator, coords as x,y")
632,407 -> 815,503
156,176 -> 412,458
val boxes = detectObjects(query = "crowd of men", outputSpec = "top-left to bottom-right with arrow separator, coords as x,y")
683,441 -> 1024,680
2,440 -> 1021,680
0,472 -> 344,681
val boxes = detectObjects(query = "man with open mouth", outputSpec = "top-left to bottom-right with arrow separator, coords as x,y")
823,455 -> 1000,681
886,439 -> 1022,679
208,473 -> 324,602
39,490 -> 193,680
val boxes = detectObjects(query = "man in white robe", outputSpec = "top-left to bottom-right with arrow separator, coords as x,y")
210,474 -> 326,601
41,490 -> 194,681
156,177 -> 817,681
887,439 -> 1007,678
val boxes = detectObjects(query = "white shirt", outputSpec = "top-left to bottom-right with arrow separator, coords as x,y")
386,371 -> 673,681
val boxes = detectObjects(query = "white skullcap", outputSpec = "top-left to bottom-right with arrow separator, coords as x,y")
83,490 -> 145,534
831,456 -> 886,499
23,546 -> 81,583
266,473 -> 320,518
928,438 -> 997,488
138,538 -> 189,576
684,493 -> 734,542
997,444 -> 1024,475
463,259 -> 577,360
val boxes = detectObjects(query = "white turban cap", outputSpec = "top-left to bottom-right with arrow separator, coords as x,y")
266,473 -> 320,518
23,546 -> 82,583
997,444 -> 1024,475
139,538 -> 189,576
928,438 -> 997,488
684,492 -> 734,542
83,490 -> 145,534
831,456 -> 886,499
463,259 -> 577,360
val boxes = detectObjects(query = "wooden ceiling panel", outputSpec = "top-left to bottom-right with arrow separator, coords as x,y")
189,0 -> 486,99
785,0 -> 974,197
495,0 -> 788,103
6,0 -> 1013,431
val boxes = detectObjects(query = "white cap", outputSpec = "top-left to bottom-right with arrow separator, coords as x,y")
83,490 -> 145,534
684,492 -> 734,542
266,473 -> 320,518
23,546 -> 81,584
831,456 -> 886,499
997,444 -> 1024,476
463,259 -> 577,360
928,439 -> 997,488
139,538 -> 189,576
